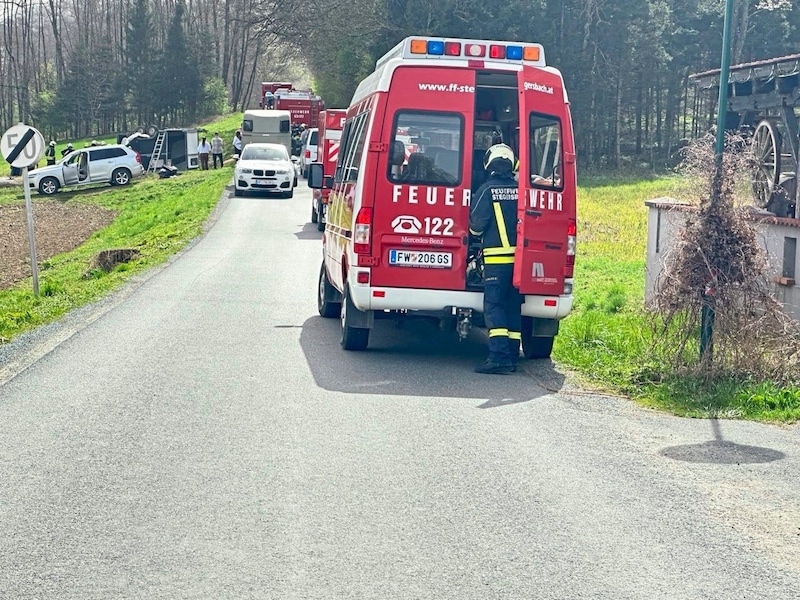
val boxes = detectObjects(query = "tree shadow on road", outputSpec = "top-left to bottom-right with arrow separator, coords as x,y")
299,315 -> 565,406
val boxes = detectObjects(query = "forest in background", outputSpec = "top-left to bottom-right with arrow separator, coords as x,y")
1,0 -> 798,168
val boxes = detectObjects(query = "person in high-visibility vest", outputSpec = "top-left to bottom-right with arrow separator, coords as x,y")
469,143 -> 522,374
45,141 -> 56,165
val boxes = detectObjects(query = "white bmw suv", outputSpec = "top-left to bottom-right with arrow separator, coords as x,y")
28,144 -> 144,195
234,142 -> 296,198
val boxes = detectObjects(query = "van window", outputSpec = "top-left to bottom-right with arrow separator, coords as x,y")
528,114 -> 562,189
388,112 -> 462,186
280,119 -> 290,133
243,119 -> 254,132
336,112 -> 369,183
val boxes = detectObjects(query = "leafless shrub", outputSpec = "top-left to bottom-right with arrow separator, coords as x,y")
648,133 -> 800,383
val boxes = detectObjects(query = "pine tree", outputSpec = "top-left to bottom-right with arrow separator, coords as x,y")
154,0 -> 203,123
126,0 -> 155,128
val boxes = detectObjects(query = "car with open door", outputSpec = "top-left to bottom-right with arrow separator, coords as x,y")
28,144 -> 144,195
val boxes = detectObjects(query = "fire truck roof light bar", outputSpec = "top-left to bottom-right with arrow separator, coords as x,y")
404,36 -> 545,66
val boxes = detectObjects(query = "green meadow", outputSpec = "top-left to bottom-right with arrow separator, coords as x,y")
1,117 -> 798,422
0,113 -> 241,341
556,175 -> 800,423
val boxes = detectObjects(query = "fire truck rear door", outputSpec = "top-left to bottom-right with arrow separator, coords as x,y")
514,66 -> 568,296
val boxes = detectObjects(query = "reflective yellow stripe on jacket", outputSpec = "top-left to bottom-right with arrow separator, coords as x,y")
484,202 -> 515,264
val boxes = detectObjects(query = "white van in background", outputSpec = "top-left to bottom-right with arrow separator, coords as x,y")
241,109 -> 292,155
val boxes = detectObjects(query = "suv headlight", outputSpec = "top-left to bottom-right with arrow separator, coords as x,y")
275,168 -> 290,174
239,168 -> 253,174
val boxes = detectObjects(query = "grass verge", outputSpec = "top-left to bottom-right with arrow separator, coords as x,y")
1,115 -> 245,345
554,174 -> 800,423
0,115 -> 243,343
0,166 -> 231,344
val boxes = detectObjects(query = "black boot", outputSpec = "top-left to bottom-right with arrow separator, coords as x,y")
474,359 -> 514,374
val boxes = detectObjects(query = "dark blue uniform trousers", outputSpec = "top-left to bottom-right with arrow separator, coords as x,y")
483,263 -> 523,365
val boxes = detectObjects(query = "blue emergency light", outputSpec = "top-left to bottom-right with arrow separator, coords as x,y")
427,40 -> 445,55
506,45 -> 523,60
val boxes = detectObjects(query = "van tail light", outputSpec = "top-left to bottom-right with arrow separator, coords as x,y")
353,208 -> 372,255
565,219 -> 576,274
305,150 -> 310,158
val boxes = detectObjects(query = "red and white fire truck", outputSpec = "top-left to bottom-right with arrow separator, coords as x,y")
308,36 -> 577,358
311,109 -> 347,231
260,82 -> 325,128
260,82 -> 293,99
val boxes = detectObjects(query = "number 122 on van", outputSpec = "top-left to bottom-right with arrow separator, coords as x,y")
389,249 -> 453,268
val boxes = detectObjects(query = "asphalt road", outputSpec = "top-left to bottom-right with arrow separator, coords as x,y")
1,181 -> 799,599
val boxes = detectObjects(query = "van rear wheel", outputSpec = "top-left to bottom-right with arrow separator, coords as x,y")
341,286 -> 369,350
318,263 -> 341,318
521,316 -> 554,359
523,336 -> 554,359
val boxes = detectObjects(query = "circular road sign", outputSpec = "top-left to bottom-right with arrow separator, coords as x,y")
1,123 -> 45,169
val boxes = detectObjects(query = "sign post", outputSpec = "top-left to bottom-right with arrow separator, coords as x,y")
700,0 -> 735,361
1,123 -> 45,296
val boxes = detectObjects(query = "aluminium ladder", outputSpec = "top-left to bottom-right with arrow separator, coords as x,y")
147,130 -> 167,174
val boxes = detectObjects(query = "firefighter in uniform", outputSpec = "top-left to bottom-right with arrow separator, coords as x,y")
45,141 -> 57,165
469,143 -> 522,374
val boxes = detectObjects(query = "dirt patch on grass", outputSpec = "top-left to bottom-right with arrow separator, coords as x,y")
0,201 -> 117,290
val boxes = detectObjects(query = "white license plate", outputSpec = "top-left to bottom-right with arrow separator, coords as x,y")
254,178 -> 269,184
389,249 -> 452,268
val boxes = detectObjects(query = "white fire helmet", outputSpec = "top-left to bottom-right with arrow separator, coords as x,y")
483,143 -> 515,173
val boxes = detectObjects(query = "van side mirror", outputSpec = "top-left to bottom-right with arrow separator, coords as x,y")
308,162 -> 325,189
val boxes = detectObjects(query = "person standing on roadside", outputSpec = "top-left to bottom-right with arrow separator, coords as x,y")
45,141 -> 57,165
469,143 -> 522,374
197,135 -> 211,170
211,132 -> 224,169
232,130 -> 243,161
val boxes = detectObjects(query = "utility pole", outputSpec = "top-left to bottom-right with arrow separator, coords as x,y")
700,0 -> 735,360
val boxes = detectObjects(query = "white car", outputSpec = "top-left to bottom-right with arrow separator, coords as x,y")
28,144 -> 144,195
300,127 -> 319,178
234,143 -> 296,198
